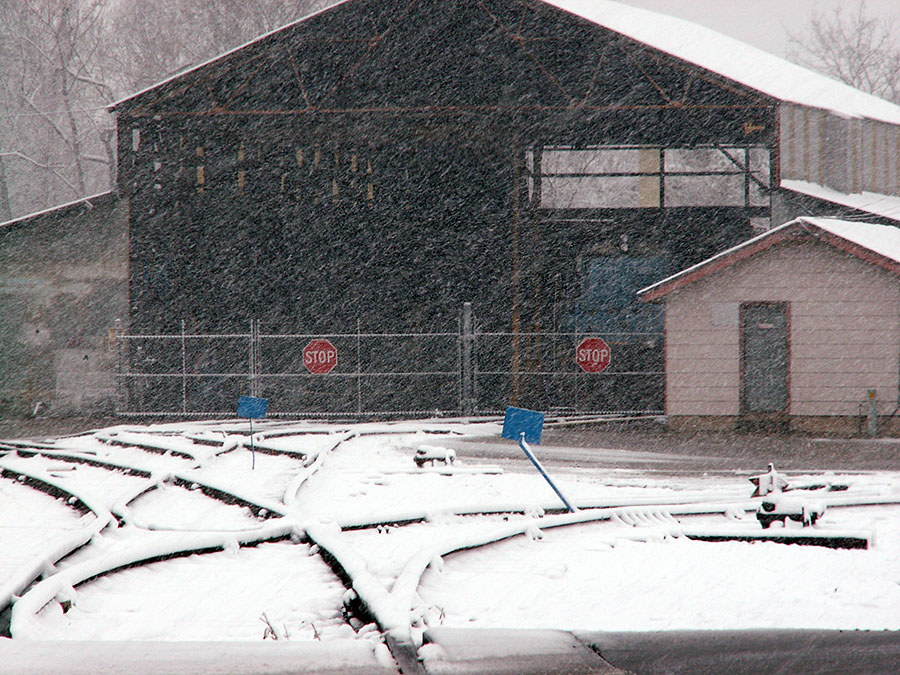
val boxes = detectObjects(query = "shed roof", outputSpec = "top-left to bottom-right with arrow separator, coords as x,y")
112,0 -> 900,127
547,0 -> 900,126
639,217 -> 900,302
0,191 -> 117,236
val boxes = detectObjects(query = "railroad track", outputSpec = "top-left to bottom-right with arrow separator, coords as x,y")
3,421 -> 896,674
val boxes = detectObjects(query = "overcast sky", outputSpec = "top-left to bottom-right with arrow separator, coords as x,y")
617,0 -> 900,58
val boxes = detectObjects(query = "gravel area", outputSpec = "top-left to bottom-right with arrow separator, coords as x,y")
3,416 -> 900,474
539,425 -> 900,473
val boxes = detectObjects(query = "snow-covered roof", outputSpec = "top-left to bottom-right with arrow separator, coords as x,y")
807,217 -> 900,265
546,0 -> 900,126
782,180 -> 900,223
0,191 -> 115,232
112,0 -> 900,127
639,217 -> 900,301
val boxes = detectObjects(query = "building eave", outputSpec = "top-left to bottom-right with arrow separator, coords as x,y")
0,191 -> 117,236
638,217 -> 900,302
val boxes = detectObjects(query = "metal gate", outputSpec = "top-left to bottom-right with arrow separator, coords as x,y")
114,307 -> 663,417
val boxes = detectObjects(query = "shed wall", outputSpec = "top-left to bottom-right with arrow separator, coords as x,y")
664,240 -> 900,418
0,194 -> 128,416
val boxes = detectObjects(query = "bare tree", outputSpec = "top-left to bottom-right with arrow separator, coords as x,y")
0,4 -> 18,220
0,0 -> 116,217
0,0 -> 336,219
108,0 -> 336,95
788,0 -> 900,104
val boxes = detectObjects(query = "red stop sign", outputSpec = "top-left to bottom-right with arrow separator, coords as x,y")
576,337 -> 611,373
303,339 -> 338,374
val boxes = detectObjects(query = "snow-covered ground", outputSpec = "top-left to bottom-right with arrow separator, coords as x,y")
2,418 -> 900,669
419,506 -> 900,632
35,541 -> 352,642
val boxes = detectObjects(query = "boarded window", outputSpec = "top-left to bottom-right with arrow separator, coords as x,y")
541,148 -> 652,174
542,176 -> 657,208
665,147 -> 738,173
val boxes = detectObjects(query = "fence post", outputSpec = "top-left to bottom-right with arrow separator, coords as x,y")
181,319 -> 187,415
868,389 -> 878,437
461,302 -> 475,416
573,320 -> 580,413
114,319 -> 124,414
357,318 -> 362,414
249,319 -> 259,398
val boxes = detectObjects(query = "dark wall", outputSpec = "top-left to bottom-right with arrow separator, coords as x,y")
0,193 -> 128,416
122,115 -> 521,333
113,0 -> 779,412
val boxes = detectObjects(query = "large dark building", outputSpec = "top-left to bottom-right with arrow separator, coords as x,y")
102,0 -> 900,415
114,0 -> 777,333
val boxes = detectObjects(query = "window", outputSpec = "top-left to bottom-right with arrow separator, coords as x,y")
529,147 -> 660,208
528,145 -> 770,210
665,148 -> 748,207
196,146 -> 205,192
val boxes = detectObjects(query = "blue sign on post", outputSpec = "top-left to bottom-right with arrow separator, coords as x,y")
237,395 -> 268,419
236,396 -> 267,470
502,406 -> 545,444
502,406 -> 575,513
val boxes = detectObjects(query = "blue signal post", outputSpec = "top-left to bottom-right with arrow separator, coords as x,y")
502,406 -> 576,513
237,395 -> 268,470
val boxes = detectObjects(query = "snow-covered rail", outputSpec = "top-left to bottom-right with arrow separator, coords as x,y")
1,426 -> 374,651
282,431 -> 356,507
0,460 -> 116,620
316,492 -> 896,671
7,419 -> 899,673
10,518 -> 302,639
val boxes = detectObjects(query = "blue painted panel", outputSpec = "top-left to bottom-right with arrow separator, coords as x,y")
567,256 -> 669,334
501,406 -> 545,444
237,395 -> 268,419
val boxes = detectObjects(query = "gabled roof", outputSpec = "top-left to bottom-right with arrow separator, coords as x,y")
112,0 -> 900,127
110,1 -> 352,111
545,0 -> 900,126
121,0 -> 710,115
639,217 -> 900,302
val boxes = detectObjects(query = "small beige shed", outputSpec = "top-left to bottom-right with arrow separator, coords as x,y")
639,217 -> 900,434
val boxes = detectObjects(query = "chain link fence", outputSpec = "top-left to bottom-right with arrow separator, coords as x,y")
114,309 -> 663,417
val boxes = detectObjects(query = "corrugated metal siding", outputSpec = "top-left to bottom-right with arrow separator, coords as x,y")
780,104 -> 795,182
886,123 -> 897,196
778,104 -> 900,200
780,104 -> 824,186
664,240 -> 900,417
865,121 -> 877,193
781,104 -> 900,199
